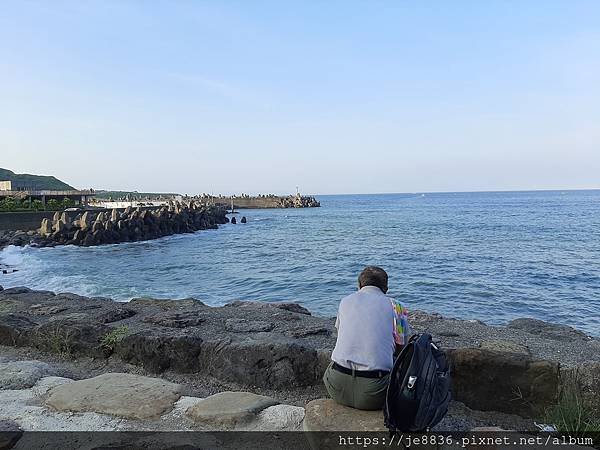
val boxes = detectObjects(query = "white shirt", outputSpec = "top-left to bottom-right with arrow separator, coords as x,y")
331,285 -> 396,371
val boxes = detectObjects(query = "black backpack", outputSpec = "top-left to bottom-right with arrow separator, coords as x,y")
383,333 -> 451,433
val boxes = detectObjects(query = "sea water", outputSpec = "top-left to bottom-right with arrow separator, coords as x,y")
1,190 -> 599,335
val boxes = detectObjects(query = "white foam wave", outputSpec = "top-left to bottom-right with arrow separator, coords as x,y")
0,245 -> 27,267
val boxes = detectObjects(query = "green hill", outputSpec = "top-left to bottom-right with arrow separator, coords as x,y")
0,168 -> 75,190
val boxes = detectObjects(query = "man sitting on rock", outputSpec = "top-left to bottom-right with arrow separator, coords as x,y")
323,266 -> 409,410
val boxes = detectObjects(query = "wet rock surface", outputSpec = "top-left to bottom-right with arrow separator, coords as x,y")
0,287 -> 599,418
0,230 -> 31,249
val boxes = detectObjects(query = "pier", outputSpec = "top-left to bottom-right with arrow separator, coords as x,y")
211,193 -> 320,209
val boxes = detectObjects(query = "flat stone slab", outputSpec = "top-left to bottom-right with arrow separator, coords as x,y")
0,376 -> 123,432
303,398 -> 387,432
46,373 -> 182,419
185,391 -> 279,428
0,360 -> 53,390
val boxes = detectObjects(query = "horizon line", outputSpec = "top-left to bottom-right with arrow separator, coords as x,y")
97,186 -> 600,197
312,187 -> 600,197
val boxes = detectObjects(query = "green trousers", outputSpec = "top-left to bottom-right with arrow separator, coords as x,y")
323,362 -> 389,411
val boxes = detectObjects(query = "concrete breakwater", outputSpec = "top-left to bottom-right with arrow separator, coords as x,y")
213,194 -> 320,209
33,201 -> 228,247
0,211 -> 58,231
0,286 -> 598,419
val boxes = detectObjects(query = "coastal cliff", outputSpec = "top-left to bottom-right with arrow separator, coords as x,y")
0,286 -> 598,421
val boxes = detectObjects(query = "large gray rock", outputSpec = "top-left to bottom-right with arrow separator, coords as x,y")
225,318 -> 274,333
0,360 -> 53,389
143,311 -> 206,328
116,331 -> 204,373
31,318 -> 110,357
97,307 -> 136,324
0,313 -> 39,347
185,391 -> 279,429
46,373 -> 182,419
254,404 -> 305,431
198,337 -> 323,388
226,300 -> 311,316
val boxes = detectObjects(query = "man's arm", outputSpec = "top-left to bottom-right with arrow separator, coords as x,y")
334,299 -> 343,330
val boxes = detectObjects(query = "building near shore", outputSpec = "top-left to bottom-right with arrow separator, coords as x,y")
0,180 -> 95,207
0,180 -> 27,191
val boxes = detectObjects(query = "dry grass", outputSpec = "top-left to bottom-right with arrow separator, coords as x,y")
543,370 -> 600,434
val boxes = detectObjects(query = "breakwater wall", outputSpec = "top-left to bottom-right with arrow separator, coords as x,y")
213,194 -> 320,209
33,201 -> 228,247
0,287 -> 598,418
0,211 -> 57,231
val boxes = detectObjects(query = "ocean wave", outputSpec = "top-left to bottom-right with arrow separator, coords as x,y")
0,245 -> 27,267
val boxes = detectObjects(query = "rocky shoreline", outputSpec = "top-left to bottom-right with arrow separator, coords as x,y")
0,230 -> 36,250
1,285 -> 599,423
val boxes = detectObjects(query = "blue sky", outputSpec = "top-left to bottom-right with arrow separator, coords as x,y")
1,1 -> 599,195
